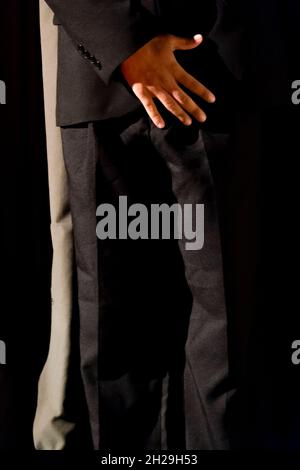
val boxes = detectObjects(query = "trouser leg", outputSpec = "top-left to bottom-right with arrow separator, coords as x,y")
61,124 -> 100,449
150,120 -> 230,450
93,115 -> 192,450
60,111 -> 230,450
60,117 -> 189,450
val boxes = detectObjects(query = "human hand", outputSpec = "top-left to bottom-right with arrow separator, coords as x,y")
120,34 -> 216,128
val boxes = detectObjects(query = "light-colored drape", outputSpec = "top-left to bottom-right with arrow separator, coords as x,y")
33,0 -> 75,450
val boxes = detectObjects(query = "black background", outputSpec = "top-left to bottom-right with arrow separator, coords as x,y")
0,0 -> 52,449
0,0 -> 300,451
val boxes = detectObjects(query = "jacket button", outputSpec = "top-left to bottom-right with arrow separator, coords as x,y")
83,51 -> 91,60
96,60 -> 102,70
90,56 -> 97,64
77,44 -> 85,52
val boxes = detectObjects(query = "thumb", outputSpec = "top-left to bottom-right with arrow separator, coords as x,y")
173,34 -> 203,51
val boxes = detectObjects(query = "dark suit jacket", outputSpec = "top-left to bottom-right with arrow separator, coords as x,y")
45,0 -> 239,127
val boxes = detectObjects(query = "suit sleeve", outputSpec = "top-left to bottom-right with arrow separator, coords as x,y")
44,0 -> 161,85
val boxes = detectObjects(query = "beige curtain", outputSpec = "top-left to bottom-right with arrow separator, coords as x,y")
33,0 -> 74,450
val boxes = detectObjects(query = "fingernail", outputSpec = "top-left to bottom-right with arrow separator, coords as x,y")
194,34 -> 202,42
157,121 -> 165,129
209,95 -> 216,103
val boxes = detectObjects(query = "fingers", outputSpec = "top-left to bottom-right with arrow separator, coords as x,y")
171,86 -> 207,122
132,82 -> 194,128
172,34 -> 203,51
133,81 -> 209,128
132,83 -> 165,128
176,64 -> 216,103
151,86 -> 192,126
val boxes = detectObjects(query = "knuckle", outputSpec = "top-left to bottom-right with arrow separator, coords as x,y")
184,79 -> 193,89
149,107 -> 159,117
189,104 -> 199,114
189,78 -> 198,89
169,103 -> 179,114
165,97 -> 174,108
149,108 -> 161,120
172,90 -> 185,102
144,99 -> 153,108
161,95 -> 172,107
181,96 -> 190,107
153,116 -> 162,124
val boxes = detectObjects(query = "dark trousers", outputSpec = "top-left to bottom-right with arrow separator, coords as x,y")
61,108 -> 230,450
